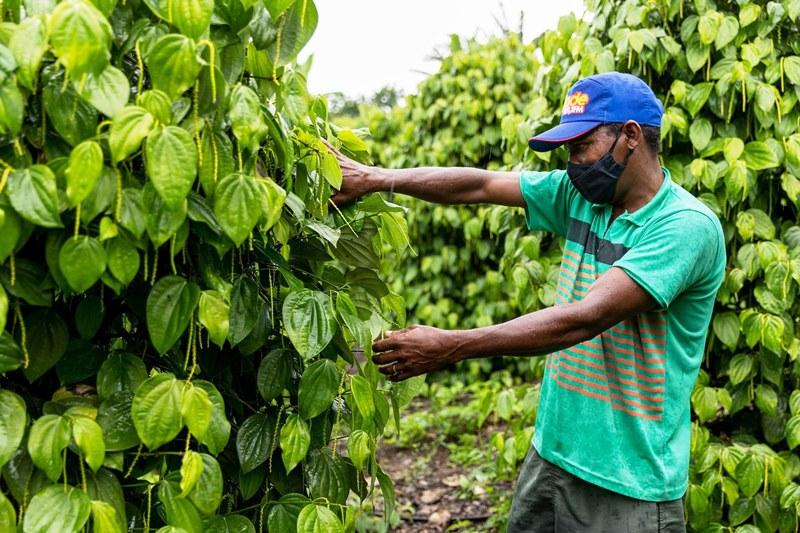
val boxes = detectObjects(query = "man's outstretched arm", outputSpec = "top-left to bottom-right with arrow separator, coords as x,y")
371,267 -> 658,381
324,140 -> 524,207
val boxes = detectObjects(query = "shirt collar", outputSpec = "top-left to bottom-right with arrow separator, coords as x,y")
590,167 -> 672,227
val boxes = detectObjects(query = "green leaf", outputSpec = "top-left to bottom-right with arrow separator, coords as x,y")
686,39 -> 709,73
283,290 -> 336,360
28,414 -> 71,481
347,429 -> 371,471
146,126 -> 198,208
735,454 -> 764,497
267,494 -> 309,533
713,312 -> 740,350
264,0 -> 295,19
791,390 -> 800,417
727,354 -> 753,386
691,386 -> 718,423
10,16 -> 48,91
786,416 -> 800,450
106,238 -> 139,286
143,183 -> 187,247
131,373 -> 183,450
304,448 -> 348,504
6,166 -> 62,228
179,450 -> 203,497
59,236 -> 107,293
257,178 -> 286,231
180,384 -> 212,440
266,0 -> 318,67
198,129 -> 235,197
77,64 -> 129,119
137,90 -> 172,124
280,414 -> 310,473
145,34 -> 202,101
228,85 -> 268,152
71,416 -> 105,472
109,106 -> 154,164
298,359 -> 339,420
49,0 -> 112,78
715,15 -> 739,49
146,275 -> 200,354
0,389 -> 26,469
119,188 -> 146,238
158,481 -> 202,533
204,515 -> 255,533
257,348 -> 292,402
198,291 -> 229,347
96,353 -> 147,400
0,81 -> 23,137
785,56 -> 800,86
0,206 -> 22,264
23,309 -> 69,382
729,496 -> 756,525
747,208 -> 775,240
755,384 -> 778,416
214,173 -> 263,246
228,275 -> 260,345
744,141 -> 780,170
688,118 -> 712,152
173,0 -> 213,39
97,391 -> 139,451
0,491 -> 16,533
0,283 -> 6,334
90,500 -> 123,533
0,332 -> 23,373
296,504 -> 342,533
236,411 -> 276,473
66,141 -> 104,206
23,485 -> 91,533
320,151 -> 342,189
193,381 -> 230,455
350,375 -> 375,420
187,453 -> 222,515
685,83 -> 713,117
698,12 -> 720,45
43,79 -> 96,145
739,3 -> 761,26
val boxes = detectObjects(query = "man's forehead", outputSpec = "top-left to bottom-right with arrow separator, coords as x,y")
565,126 -> 606,147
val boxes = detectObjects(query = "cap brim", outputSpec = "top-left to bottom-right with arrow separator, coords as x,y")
528,120 -> 602,152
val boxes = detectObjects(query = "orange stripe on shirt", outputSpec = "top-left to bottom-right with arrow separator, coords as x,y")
565,345 -> 667,385
563,248 -> 584,264
549,368 -> 662,421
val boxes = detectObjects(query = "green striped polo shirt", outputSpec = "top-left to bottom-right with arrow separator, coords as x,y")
519,167 -> 725,501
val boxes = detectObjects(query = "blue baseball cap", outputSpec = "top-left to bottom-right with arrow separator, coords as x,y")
528,72 -> 664,152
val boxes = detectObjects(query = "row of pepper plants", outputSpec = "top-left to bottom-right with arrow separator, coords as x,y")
0,0 -> 420,531
365,0 -> 800,530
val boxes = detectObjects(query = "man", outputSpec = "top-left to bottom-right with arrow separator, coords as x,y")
327,72 -> 726,532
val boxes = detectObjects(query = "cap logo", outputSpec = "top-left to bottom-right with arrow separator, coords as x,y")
562,91 -> 590,116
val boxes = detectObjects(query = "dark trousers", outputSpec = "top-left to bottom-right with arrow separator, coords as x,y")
507,447 -> 686,533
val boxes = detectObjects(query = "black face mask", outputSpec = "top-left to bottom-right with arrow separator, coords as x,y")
566,133 -> 635,205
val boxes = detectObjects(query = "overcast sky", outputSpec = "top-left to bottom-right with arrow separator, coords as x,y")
301,0 -> 587,98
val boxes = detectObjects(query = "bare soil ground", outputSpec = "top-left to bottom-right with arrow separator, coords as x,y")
369,396 -> 516,532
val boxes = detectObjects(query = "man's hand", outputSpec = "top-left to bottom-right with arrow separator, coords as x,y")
322,139 -> 382,206
372,325 -> 463,382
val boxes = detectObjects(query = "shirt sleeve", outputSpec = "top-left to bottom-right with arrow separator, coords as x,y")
612,210 -> 723,309
518,169 -> 575,236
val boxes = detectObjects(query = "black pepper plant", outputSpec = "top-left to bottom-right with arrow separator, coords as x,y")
0,0 -> 417,531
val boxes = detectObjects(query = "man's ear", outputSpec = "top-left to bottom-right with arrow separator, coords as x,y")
622,120 -> 642,150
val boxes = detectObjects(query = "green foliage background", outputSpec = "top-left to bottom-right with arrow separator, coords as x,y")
0,0 -> 421,532
364,0 -> 800,530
